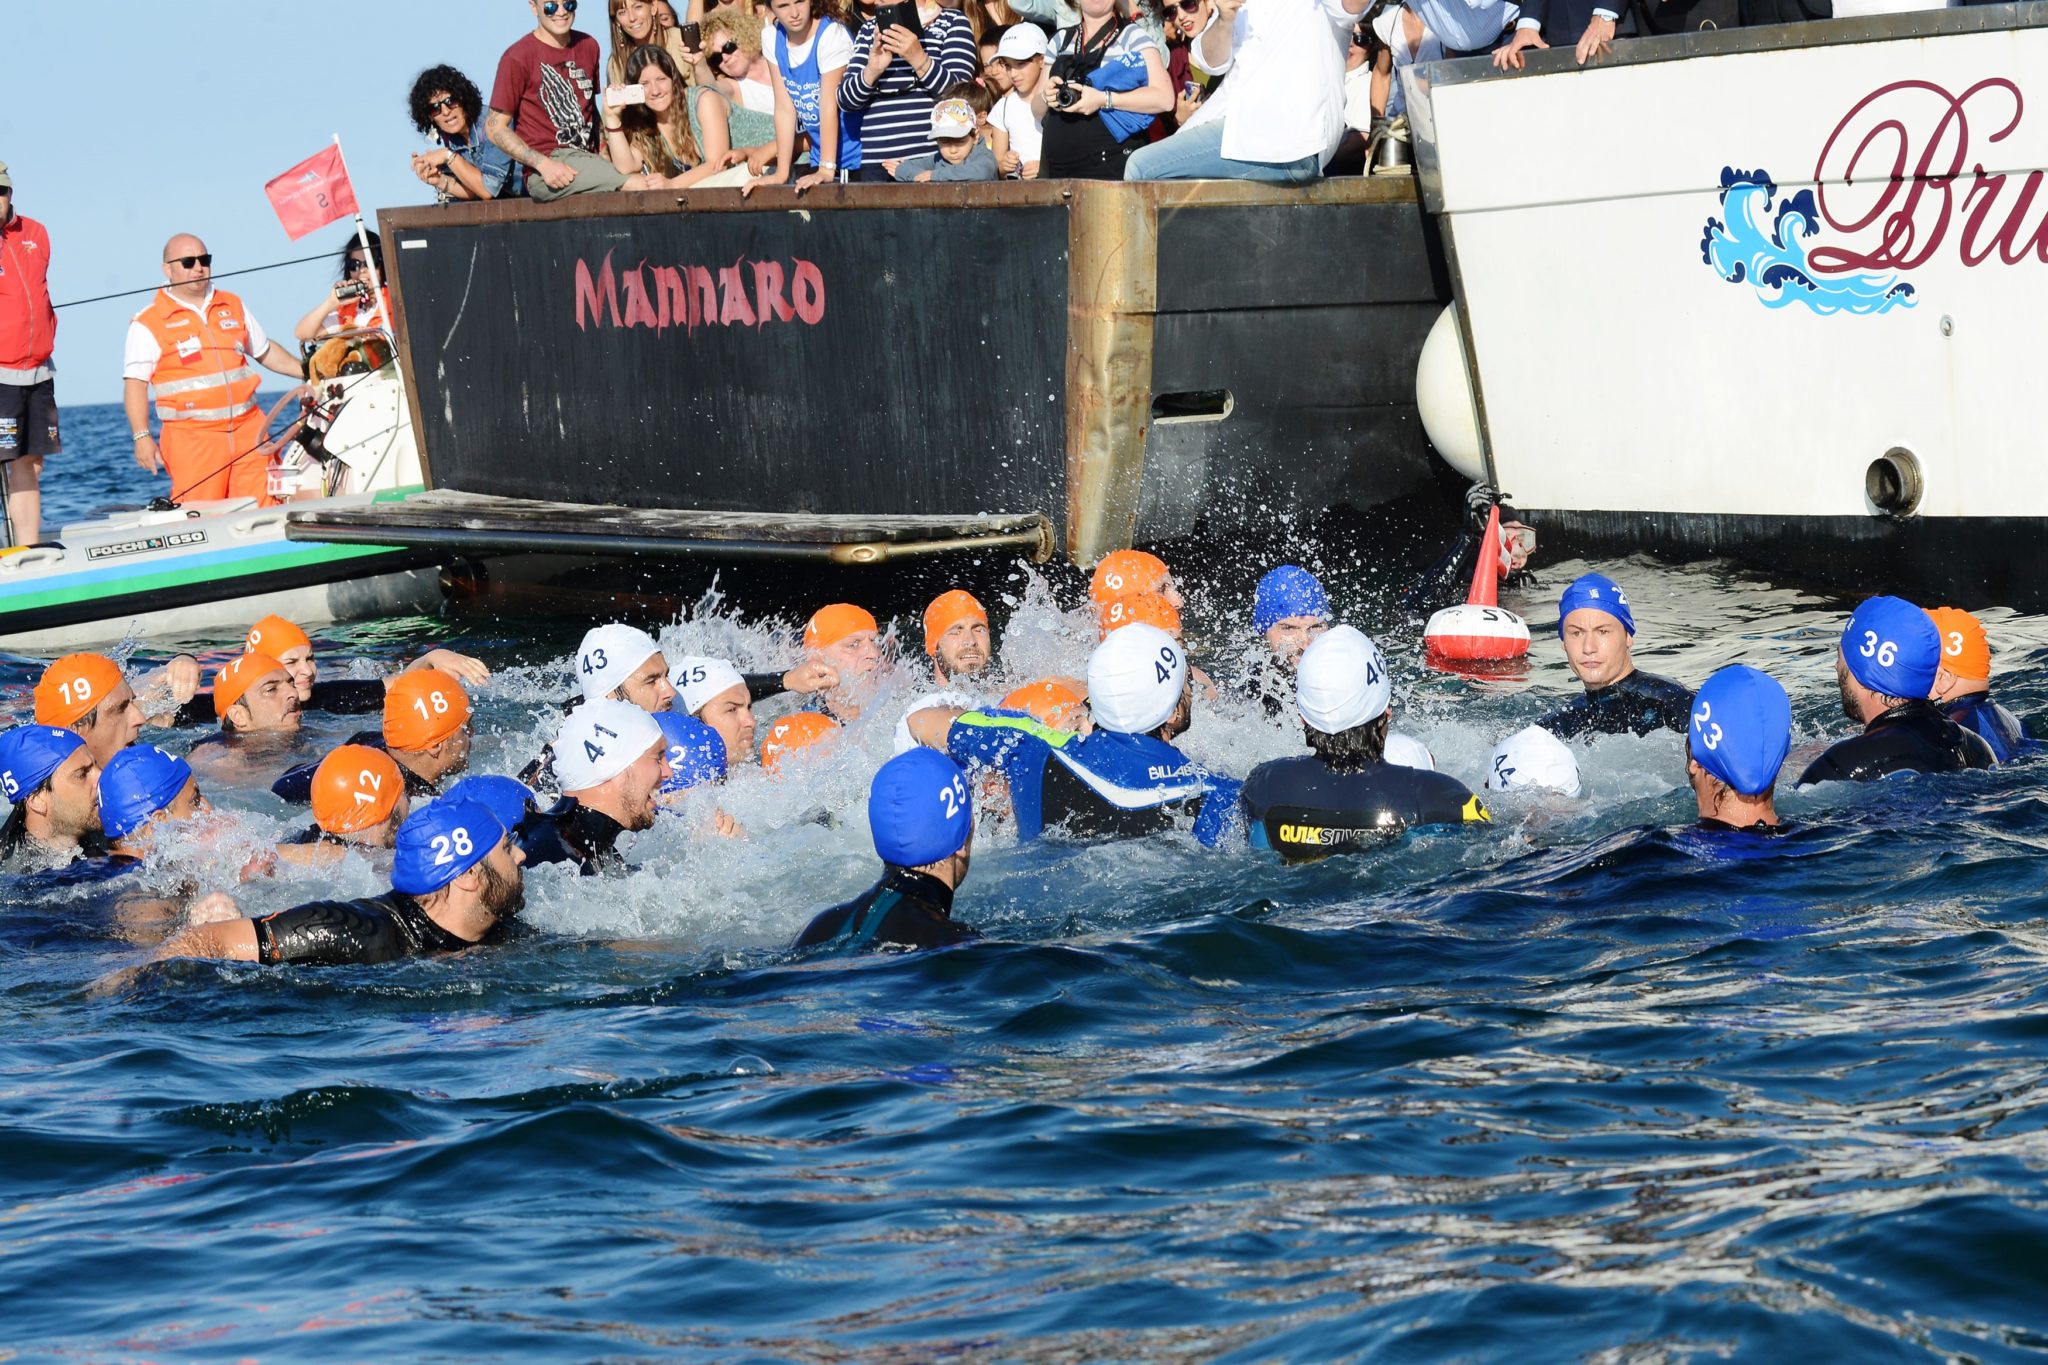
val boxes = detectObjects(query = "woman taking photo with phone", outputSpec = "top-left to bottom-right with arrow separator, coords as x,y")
1035,0 -> 1171,179
602,46 -> 751,187
609,0 -> 699,82
838,0 -> 978,180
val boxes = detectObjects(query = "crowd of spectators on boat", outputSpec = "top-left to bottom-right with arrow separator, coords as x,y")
412,0 -> 1819,203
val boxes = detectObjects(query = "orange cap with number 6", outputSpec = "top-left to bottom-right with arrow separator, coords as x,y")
1089,550 -> 1171,607
310,745 -> 404,834
34,653 -> 125,726
384,669 -> 471,750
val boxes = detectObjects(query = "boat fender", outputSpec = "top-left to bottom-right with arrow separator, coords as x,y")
1415,304 -> 1485,483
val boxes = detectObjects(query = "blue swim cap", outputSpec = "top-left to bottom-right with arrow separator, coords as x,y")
655,712 -> 728,793
1840,595 -> 1940,699
392,799 -> 506,896
1689,665 -> 1791,796
0,724 -> 86,803
868,748 -> 972,867
1253,565 -> 1330,635
438,775 -> 535,836
98,745 -> 193,841
1556,573 -> 1636,638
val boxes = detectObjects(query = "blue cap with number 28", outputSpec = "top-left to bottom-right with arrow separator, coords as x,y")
393,799 -> 506,895
1689,665 -> 1791,796
1839,595 -> 1939,700
868,748 -> 972,867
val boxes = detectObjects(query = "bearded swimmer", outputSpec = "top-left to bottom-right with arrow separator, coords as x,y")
1799,596 -> 1995,784
1926,607 -> 2029,763
0,724 -> 103,868
154,800 -> 525,967
519,701 -> 670,875
1537,573 -> 1693,740
902,623 -> 1240,846
1239,626 -> 1489,862
794,748 -> 979,952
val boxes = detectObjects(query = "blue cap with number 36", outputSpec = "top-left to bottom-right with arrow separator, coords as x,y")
1839,596 -> 1939,700
868,749 -> 972,867
1689,665 -> 1791,796
394,799 -> 506,895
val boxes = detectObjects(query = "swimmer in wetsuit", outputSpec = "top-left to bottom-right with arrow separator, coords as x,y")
169,614 -> 490,726
1538,573 -> 1693,740
1926,607 -> 2029,763
1401,483 -> 1538,617
1685,665 -> 1791,832
273,670 -> 474,805
1240,565 -> 1332,717
32,652 -> 190,767
1799,595 -> 1995,784
793,748 -> 979,952
155,799 -> 525,967
518,700 -> 670,875
0,724 -> 104,869
901,623 -> 1241,847
1239,625 -> 1490,862
275,745 -> 412,864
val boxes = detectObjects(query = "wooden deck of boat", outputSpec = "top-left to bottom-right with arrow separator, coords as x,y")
286,491 -> 1052,565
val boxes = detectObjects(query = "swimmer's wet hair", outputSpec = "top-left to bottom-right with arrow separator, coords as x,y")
1305,713 -> 1389,772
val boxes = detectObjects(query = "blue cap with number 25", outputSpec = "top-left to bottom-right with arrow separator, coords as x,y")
1689,665 -> 1791,796
868,748 -> 972,867
1839,595 -> 1939,700
393,799 -> 506,895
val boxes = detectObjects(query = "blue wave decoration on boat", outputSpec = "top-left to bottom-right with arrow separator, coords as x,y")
1700,168 -> 1916,315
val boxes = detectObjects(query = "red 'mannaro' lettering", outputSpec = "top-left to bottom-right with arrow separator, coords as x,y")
574,253 -> 826,331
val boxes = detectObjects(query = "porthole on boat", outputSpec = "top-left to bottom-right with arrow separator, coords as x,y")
1866,448 -> 1923,518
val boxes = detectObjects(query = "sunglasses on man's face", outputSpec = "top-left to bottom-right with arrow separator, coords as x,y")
166,254 -> 213,269
542,0 -> 578,14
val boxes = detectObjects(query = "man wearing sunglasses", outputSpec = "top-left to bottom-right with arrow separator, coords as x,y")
488,0 -> 632,200
0,161 -> 58,546
122,234 -> 305,503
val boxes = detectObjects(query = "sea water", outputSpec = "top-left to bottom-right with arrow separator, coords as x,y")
5,403 -> 2048,1360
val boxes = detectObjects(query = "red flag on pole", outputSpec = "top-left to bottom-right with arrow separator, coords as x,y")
263,144 -> 359,241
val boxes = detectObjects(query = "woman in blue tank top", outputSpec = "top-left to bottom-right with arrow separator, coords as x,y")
748,0 -> 862,190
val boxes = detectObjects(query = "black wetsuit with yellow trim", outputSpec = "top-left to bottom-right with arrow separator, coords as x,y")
1537,670 -> 1693,740
1239,755 -> 1491,863
793,866 -> 979,952
272,731 -> 442,805
252,892 -> 482,965
516,799 -> 629,876
1796,699 -> 1996,784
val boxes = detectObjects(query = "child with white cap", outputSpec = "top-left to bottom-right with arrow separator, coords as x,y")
885,98 -> 999,182
900,623 -> 1241,846
517,701 -> 672,876
1240,625 -> 1490,862
988,24 -> 1049,178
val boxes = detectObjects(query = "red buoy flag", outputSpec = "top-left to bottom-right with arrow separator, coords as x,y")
264,145 -> 358,241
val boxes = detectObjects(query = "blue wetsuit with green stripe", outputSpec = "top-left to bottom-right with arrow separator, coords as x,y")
944,709 -> 1240,847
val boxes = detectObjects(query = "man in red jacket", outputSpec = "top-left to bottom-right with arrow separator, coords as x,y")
0,161 -> 57,546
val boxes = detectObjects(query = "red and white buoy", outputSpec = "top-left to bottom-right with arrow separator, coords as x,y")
1424,504 -> 1530,667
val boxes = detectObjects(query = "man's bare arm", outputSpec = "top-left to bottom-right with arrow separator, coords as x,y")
486,110 -> 545,169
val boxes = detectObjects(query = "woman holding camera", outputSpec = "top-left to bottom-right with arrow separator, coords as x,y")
1035,0 -> 1172,179
602,46 -> 752,187
293,233 -> 390,344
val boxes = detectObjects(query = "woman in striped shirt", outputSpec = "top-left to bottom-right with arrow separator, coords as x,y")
839,0 -> 981,179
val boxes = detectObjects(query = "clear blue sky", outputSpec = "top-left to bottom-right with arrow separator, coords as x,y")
8,1 -> 533,404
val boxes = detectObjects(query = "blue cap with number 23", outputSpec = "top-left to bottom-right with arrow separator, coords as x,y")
393,799 -> 506,895
1689,665 -> 1791,797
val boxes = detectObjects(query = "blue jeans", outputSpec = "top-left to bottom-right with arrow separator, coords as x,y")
1123,121 -> 1322,183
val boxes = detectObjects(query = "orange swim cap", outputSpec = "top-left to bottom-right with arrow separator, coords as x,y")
804,603 -> 878,651
760,711 -> 838,772
213,652 -> 285,715
384,669 -> 472,750
1001,679 -> 1084,730
1927,607 -> 1992,682
33,653 -> 125,726
923,590 -> 988,655
245,614 -> 311,657
1098,592 -> 1181,640
310,744 -> 404,834
1089,550 -> 1170,607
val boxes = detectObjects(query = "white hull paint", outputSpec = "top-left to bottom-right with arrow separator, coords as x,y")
1409,8 -> 2048,530
3,566 -> 444,652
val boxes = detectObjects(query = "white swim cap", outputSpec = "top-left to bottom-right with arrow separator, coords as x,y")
554,699 -> 664,792
1486,724 -> 1582,797
576,624 -> 664,703
1087,623 -> 1187,735
670,656 -> 747,715
1384,730 -> 1435,771
1295,625 -> 1392,735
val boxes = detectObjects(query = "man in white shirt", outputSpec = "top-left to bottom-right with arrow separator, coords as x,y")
1124,0 -> 1367,181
